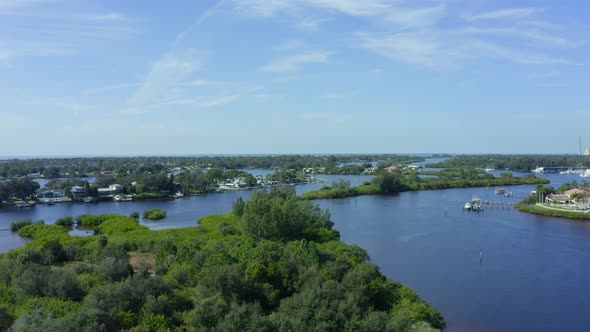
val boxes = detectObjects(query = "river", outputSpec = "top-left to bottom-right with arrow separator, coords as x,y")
1,165 -> 589,331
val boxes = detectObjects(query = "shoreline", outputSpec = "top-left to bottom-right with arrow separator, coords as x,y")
515,202 -> 590,220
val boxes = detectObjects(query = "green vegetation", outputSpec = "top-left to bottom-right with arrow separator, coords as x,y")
515,183 -> 590,220
427,154 -> 590,171
10,220 -> 33,232
0,178 -> 40,201
0,189 -> 444,331
303,169 -> 549,200
0,154 -> 421,178
142,208 -> 167,220
55,216 -> 74,226
76,214 -> 123,227
515,202 -> 590,220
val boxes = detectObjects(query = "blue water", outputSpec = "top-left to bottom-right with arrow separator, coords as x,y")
1,168 -> 589,331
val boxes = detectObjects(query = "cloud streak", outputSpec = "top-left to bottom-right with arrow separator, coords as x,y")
261,51 -> 331,73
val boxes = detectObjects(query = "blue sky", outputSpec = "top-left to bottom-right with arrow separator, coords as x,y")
1,0 -> 589,156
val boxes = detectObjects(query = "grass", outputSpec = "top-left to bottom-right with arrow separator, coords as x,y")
515,203 -> 590,220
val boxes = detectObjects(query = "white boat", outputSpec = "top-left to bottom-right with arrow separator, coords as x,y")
495,187 -> 506,194
464,202 -> 472,211
484,168 -> 495,172
581,170 -> 590,178
113,195 -> 123,202
531,167 -> 544,173
172,191 -> 184,198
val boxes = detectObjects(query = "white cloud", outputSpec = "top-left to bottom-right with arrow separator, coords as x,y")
261,51 -> 330,73
91,12 -> 125,21
293,17 -> 330,31
127,49 -> 207,111
358,31 -> 461,69
468,40 -> 573,65
231,0 -> 294,17
461,27 -> 578,48
464,8 -> 542,21
228,0 -> 581,71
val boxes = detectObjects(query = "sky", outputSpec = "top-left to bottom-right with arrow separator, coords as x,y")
1,0 -> 589,156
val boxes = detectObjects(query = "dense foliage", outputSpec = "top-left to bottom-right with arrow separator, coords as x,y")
0,189 -> 444,331
0,155 -> 424,179
143,208 -> 167,220
303,169 -> 549,200
427,155 -> 590,171
0,179 -> 39,201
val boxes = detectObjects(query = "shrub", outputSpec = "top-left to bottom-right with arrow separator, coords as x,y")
143,208 -> 167,220
55,216 -> 74,226
10,219 -> 32,231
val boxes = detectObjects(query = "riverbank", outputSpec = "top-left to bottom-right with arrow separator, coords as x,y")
515,202 -> 590,220
302,175 -> 549,200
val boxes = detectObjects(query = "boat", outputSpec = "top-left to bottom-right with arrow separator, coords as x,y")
15,201 -> 34,208
484,168 -> 495,172
84,196 -> 95,203
495,187 -> 506,194
464,202 -> 472,211
531,167 -> 544,173
114,195 -> 123,202
581,170 -> 590,178
171,191 -> 184,198
505,192 -> 513,197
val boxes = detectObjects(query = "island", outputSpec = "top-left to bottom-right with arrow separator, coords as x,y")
0,187 -> 444,331
302,168 -> 549,200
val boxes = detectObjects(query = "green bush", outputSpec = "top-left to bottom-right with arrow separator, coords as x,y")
143,208 -> 167,220
10,219 -> 32,231
55,216 -> 74,226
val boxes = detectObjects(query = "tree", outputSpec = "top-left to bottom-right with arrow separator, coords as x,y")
98,234 -> 108,248
232,197 -> 245,218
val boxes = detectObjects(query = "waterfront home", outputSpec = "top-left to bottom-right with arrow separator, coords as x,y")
36,189 -> 65,198
364,167 -> 376,174
70,185 -> 86,200
97,184 -> 124,198
564,188 -> 588,198
545,194 -> 569,205
384,165 -> 400,172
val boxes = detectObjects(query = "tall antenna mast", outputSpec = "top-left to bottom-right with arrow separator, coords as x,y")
580,136 -> 582,156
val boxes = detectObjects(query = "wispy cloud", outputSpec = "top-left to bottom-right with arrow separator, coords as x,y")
293,17 -> 330,31
126,48 -> 207,112
358,31 -> 461,69
468,40 -> 573,65
261,51 -> 331,73
464,7 -> 542,21
229,1 -> 579,71
461,27 -> 578,48
91,12 -> 125,21
0,4 -> 137,63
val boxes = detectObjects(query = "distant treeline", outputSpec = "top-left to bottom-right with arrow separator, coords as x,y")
427,155 -> 590,171
302,169 -> 549,200
0,154 -> 426,178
